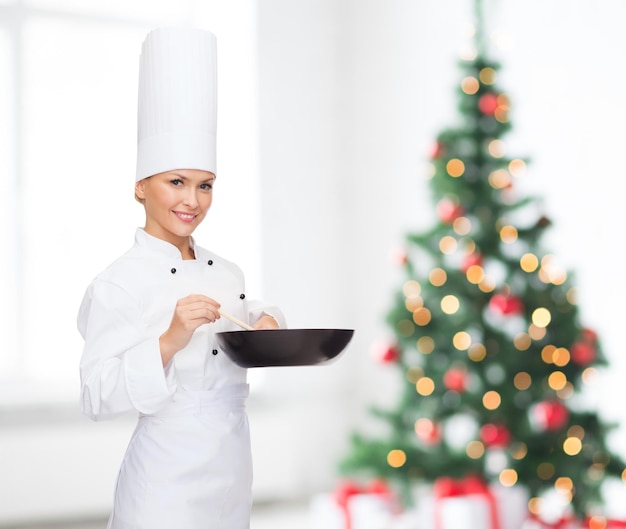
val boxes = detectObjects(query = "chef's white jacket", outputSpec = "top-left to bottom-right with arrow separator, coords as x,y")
77,228 -> 285,528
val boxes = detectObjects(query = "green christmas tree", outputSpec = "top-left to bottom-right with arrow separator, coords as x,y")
340,3 -> 625,520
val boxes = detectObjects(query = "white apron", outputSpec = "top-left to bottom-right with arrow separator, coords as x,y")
108,384 -> 252,529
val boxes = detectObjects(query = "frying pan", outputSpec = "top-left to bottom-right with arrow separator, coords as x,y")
216,309 -> 354,368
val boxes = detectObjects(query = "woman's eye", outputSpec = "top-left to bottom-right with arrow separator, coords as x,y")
200,182 -> 213,190
170,179 -> 183,186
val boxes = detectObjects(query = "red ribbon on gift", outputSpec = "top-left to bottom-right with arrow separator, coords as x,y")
526,514 -> 577,529
583,517 -> 626,529
527,514 -> 626,529
333,479 -> 391,529
433,475 -> 500,529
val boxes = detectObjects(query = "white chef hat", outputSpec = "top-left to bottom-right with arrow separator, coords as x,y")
136,26 -> 217,182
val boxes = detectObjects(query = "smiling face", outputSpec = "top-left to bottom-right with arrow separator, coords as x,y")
135,169 -> 215,254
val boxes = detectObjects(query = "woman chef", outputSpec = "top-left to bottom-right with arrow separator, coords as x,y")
77,27 -> 284,529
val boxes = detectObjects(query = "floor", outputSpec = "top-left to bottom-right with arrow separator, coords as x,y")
0,502 -> 310,529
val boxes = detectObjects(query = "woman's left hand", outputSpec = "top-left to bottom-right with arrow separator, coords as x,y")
253,315 -> 279,330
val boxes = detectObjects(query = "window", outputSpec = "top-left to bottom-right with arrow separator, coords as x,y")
0,0 -> 261,404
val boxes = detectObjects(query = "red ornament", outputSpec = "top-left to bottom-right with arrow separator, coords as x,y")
372,343 -> 400,364
535,215 -> 552,229
437,198 -> 464,224
478,93 -> 499,115
431,141 -> 445,159
533,400 -> 569,431
489,293 -> 524,316
415,417 -> 442,446
461,252 -> 483,273
443,368 -> 467,392
366,478 -> 391,496
393,249 -> 408,267
581,327 -> 598,343
479,422 -> 511,447
570,341 -> 596,366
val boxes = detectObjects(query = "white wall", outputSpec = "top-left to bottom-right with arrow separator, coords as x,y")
2,0 -> 626,524
254,0 -> 626,510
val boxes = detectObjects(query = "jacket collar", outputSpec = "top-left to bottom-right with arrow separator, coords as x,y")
134,228 -> 197,260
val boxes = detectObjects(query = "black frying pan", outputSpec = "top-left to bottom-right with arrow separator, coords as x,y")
215,328 -> 354,367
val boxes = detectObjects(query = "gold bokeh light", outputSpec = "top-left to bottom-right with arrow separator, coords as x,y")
509,159 -> 526,176
406,366 -> 424,384
566,287 -> 577,305
588,516 -> 609,529
513,333 -> 531,351
482,390 -> 501,410
557,382 -> 574,400
510,442 -> 528,460
548,371 -> 567,391
568,425 -> 585,439
403,280 -> 421,297
416,377 -> 435,396
479,67 -> 496,84
537,462 -> 555,480
555,477 -> 574,492
514,372 -> 532,390
466,440 -> 485,459
528,497 -> 542,516
520,253 -> 539,272
499,469 -> 518,487
495,106 -> 509,123
541,344 -> 556,364
582,367 -> 598,384
488,169 -> 511,189
488,139 -> 505,158
441,295 -> 460,314
413,307 -> 432,326
552,347 -> 570,367
466,265 -> 484,284
429,268 -> 448,286
461,76 -> 479,95
478,277 -> 496,293
447,158 -> 466,177
468,342 -> 487,362
397,319 -> 414,337
406,296 -> 424,312
417,336 -> 435,354
387,449 -> 407,468
453,331 -> 472,350
563,437 -> 583,456
439,236 -> 458,254
532,307 -> 552,328
499,225 -> 518,243
539,254 -> 568,285
528,324 -> 547,340
453,217 -> 472,235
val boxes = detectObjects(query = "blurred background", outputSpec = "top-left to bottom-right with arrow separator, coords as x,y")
1,0 -> 625,526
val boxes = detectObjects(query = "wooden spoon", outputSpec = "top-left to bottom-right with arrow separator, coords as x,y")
218,308 -> 254,331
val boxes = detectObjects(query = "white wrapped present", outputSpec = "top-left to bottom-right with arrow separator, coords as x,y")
417,476 -> 528,529
309,480 -> 399,529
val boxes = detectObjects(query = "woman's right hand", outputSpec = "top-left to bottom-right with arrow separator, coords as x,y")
159,294 -> 221,366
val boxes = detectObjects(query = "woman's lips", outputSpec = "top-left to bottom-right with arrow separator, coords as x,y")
173,211 -> 197,223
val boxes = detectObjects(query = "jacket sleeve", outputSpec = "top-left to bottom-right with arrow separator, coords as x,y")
77,279 -> 176,421
246,300 -> 287,329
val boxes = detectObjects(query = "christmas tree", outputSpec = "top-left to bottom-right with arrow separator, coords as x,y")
340,2 -> 625,520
